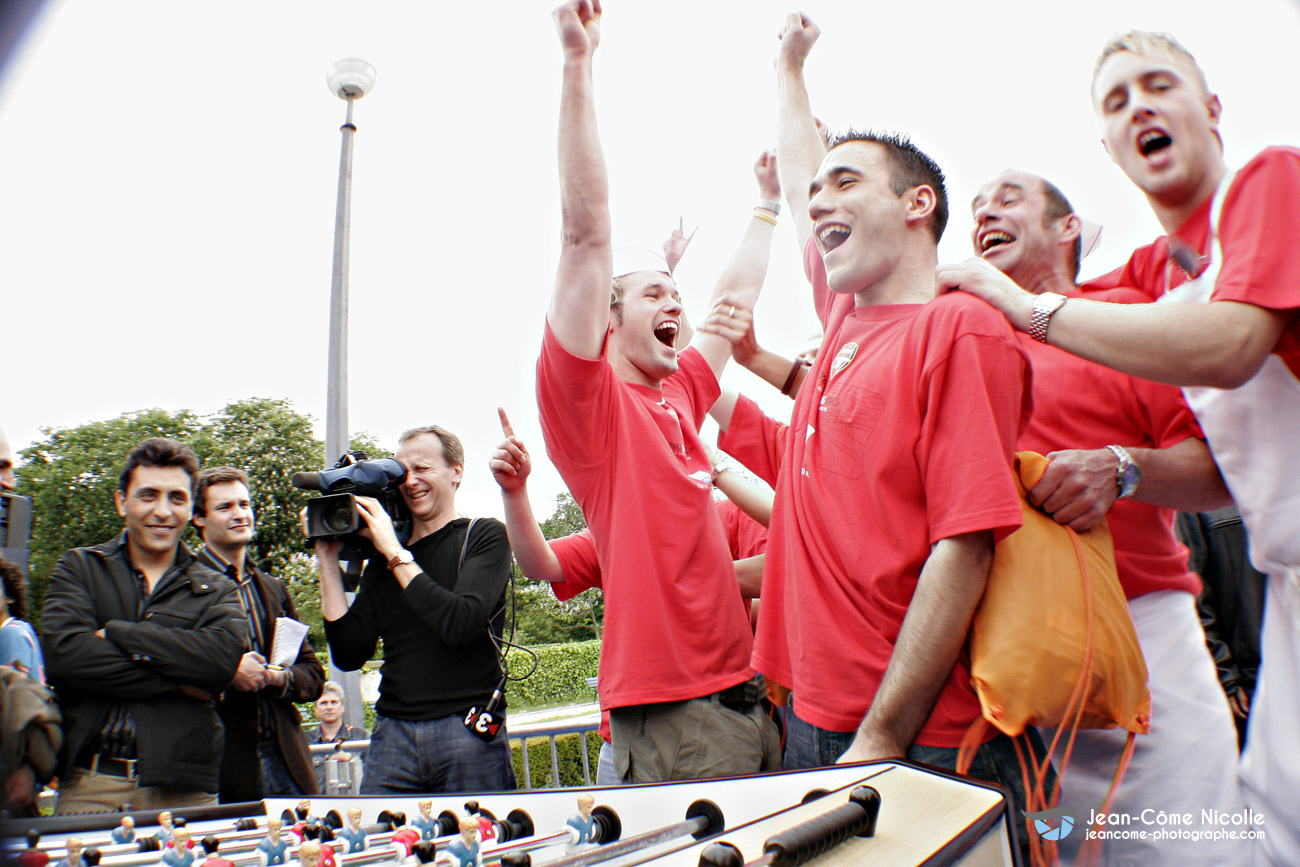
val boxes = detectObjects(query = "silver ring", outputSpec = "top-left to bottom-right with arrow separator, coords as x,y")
728,305 -> 736,318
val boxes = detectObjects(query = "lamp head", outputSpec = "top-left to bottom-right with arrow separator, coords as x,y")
326,59 -> 376,99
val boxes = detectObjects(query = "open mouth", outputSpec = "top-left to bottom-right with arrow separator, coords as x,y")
980,230 -> 1015,254
1138,129 -> 1172,157
818,223 -> 851,253
654,321 -> 678,348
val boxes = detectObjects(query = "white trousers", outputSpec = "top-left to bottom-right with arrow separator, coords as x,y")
1240,568 -> 1300,867
1040,590 -> 1248,866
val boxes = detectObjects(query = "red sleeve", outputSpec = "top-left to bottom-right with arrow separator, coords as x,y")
1215,147 -> 1300,312
548,530 -> 601,602
536,323 -> 617,470
1129,376 -> 1203,449
1079,239 -> 1167,300
665,346 -> 721,434
716,394 -> 786,486
917,308 -> 1032,545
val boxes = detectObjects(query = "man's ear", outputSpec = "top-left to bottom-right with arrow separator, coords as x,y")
114,489 -> 127,518
905,185 -> 938,227
1060,213 -> 1083,246
452,463 -> 464,489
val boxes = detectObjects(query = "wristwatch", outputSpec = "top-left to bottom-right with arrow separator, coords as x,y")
386,549 -> 415,571
1028,291 -> 1068,343
1106,444 -> 1141,499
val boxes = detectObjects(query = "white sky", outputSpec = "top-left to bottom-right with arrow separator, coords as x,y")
3,0 -> 1298,525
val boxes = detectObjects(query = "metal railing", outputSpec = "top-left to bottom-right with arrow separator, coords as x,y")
308,712 -> 602,794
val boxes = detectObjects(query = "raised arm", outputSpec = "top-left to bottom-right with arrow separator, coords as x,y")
489,408 -> 565,583
548,0 -> 612,360
692,150 -> 781,377
774,12 -> 826,254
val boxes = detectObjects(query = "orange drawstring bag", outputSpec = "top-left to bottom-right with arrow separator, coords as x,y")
959,452 -> 1151,866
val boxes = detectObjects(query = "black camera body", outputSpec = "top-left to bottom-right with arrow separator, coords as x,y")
294,453 -> 412,564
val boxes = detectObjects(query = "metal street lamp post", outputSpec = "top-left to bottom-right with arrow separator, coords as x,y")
323,58 -> 376,734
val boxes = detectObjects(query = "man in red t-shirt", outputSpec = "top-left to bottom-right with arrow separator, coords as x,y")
539,1 -> 779,783
764,7 -> 1031,821
943,33 -> 1300,863
971,169 -> 1245,865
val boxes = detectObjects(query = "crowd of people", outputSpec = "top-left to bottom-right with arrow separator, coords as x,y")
0,5 -> 1296,866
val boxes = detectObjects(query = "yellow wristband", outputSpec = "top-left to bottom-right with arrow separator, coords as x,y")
752,209 -> 777,226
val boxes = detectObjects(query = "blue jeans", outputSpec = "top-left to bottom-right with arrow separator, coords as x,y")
360,713 -> 516,795
258,739 -> 305,798
783,698 -> 1052,860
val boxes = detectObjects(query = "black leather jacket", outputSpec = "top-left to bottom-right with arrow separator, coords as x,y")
42,533 -> 246,791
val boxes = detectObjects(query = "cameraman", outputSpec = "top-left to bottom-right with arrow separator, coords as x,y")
309,426 -> 515,793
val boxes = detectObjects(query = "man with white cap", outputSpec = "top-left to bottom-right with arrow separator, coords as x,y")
538,0 -> 779,782
969,169 -> 1245,866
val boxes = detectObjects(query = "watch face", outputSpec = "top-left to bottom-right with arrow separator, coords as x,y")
1119,462 -> 1141,495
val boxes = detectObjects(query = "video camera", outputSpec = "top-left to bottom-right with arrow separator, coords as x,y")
293,452 -> 412,564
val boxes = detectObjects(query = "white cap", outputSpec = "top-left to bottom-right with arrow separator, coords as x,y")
1079,217 -> 1103,260
612,247 -> 671,279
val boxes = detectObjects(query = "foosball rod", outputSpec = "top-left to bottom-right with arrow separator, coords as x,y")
524,800 -> 723,867
695,786 -> 880,867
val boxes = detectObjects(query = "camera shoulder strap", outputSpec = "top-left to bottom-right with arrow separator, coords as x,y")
458,518 -> 479,572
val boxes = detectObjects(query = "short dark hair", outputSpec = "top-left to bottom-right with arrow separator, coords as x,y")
826,129 -> 949,243
1040,178 -> 1082,281
1,556 -> 28,621
118,437 -> 200,495
83,850 -> 101,867
201,838 -> 220,856
193,467 -> 251,522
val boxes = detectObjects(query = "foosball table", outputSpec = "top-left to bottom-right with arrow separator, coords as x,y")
0,761 -> 1017,867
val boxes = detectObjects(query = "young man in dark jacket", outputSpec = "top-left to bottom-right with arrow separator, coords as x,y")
193,467 -> 324,801
42,437 -> 246,813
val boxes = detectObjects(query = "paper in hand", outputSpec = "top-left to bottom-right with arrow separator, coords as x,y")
270,616 -> 311,668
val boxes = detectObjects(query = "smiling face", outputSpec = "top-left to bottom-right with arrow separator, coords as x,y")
194,480 -> 255,553
115,465 -> 193,559
1093,46 -> 1222,215
396,433 -> 461,526
607,270 -> 682,386
808,141 -> 913,298
971,171 -> 1074,291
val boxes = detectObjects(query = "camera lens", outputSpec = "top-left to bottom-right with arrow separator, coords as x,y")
321,500 -> 354,534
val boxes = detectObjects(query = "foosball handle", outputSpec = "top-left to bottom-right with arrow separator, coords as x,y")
761,785 -> 881,867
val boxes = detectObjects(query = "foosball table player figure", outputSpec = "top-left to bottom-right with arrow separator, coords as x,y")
442,818 -> 480,867
257,819 -> 289,867
566,794 -> 597,852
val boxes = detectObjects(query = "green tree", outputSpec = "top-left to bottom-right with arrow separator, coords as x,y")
14,398 -> 381,639
506,492 -> 604,646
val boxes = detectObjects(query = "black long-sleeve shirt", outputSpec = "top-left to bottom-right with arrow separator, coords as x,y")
323,517 -> 511,719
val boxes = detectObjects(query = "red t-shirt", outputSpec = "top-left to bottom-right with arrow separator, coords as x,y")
717,499 -> 767,560
1017,286 -> 1203,600
755,246 -> 1031,744
717,395 -> 787,487
1083,146 -> 1300,378
536,325 -> 755,709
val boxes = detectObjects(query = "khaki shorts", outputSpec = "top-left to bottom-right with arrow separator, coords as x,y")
610,693 -> 781,783
56,767 -> 216,815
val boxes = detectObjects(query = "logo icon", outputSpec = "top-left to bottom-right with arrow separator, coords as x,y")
1022,807 -> 1077,841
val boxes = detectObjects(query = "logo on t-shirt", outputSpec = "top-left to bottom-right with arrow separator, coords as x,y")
830,341 -> 858,376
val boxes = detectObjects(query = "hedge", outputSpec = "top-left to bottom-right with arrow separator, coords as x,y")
504,640 -> 601,710
512,731 -> 604,788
